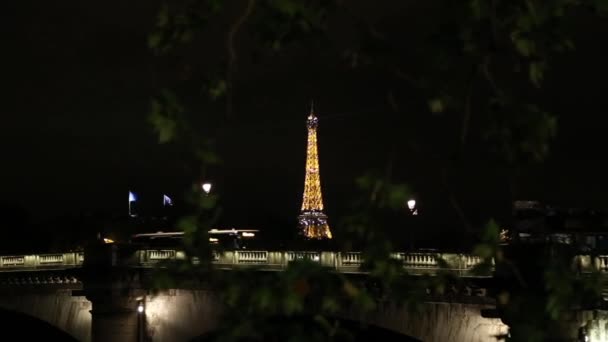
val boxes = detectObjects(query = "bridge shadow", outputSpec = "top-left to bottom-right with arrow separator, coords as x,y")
191,315 -> 421,342
0,307 -> 77,341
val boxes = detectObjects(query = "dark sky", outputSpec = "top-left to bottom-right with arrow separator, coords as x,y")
3,1 -> 608,244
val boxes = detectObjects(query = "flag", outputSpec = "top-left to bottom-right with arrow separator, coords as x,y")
163,194 -> 173,206
129,191 -> 137,202
128,191 -> 137,217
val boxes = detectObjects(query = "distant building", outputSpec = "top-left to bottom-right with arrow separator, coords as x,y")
511,200 -> 608,251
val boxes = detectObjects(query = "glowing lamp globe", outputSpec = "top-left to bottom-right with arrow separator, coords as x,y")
407,199 -> 416,211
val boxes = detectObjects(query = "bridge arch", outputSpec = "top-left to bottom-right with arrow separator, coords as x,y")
189,314 -> 421,342
141,290 -> 507,342
0,289 -> 91,341
0,307 -> 78,341
350,300 -> 509,342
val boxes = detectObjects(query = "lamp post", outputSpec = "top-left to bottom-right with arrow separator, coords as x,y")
137,301 -> 145,342
407,199 -> 418,215
202,182 -> 212,195
407,198 -> 418,251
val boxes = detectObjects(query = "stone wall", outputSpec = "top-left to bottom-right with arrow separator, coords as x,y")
0,288 -> 507,342
0,289 -> 91,341
0,289 -> 220,342
348,301 -> 508,342
144,289 -> 221,342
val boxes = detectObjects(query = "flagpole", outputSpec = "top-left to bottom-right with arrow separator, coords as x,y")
128,192 -> 131,217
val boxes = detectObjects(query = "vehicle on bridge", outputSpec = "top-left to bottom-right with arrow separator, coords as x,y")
130,228 -> 260,250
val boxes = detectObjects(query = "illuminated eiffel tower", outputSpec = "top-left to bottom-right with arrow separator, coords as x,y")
298,104 -> 332,239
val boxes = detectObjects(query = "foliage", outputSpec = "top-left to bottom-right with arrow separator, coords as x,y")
473,221 -> 604,342
145,0 -> 608,341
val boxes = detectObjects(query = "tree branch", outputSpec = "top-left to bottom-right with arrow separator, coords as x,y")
461,63 -> 480,149
226,0 -> 256,119
441,167 -> 474,233
482,55 -> 504,98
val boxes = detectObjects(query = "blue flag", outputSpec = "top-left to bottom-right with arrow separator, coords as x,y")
163,194 -> 173,206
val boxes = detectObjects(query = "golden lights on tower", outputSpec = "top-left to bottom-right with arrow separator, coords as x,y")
298,105 -> 332,239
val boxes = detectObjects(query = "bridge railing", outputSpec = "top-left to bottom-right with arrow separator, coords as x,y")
132,249 -> 493,276
8,250 -> 608,278
0,252 -> 84,270
574,255 -> 608,273
0,248 -> 501,277
0,249 -> 490,276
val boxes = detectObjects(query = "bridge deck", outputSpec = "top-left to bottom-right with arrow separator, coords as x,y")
0,250 -> 493,277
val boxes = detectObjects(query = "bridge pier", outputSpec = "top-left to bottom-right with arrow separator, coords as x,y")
88,293 -> 146,342
83,243 -> 148,342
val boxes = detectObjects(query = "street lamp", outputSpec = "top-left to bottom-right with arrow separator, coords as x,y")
202,182 -> 212,195
406,198 -> 418,251
407,199 -> 416,211
136,301 -> 145,342
407,199 -> 418,215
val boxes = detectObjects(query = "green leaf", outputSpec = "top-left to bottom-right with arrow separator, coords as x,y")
355,174 -> 374,189
321,296 -> 339,313
176,216 -> 198,233
482,219 -> 501,244
283,291 -> 304,315
198,195 -> 218,210
469,0 -> 484,20
148,32 -> 162,50
298,19 -> 311,32
157,5 -> 169,27
208,79 -> 227,100
354,291 -> 376,312
148,104 -> 177,143
180,29 -> 193,43
342,280 -> 359,298
595,0 -> 608,13
253,287 -> 274,311
428,98 -> 445,113
196,149 -> 221,165
272,40 -> 281,51
513,37 -> 535,57
529,61 -> 545,87
271,0 -> 298,16
516,15 -> 533,31
386,183 -> 411,210
473,244 -> 493,259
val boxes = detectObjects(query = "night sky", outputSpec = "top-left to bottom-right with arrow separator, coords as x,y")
3,2 -> 608,249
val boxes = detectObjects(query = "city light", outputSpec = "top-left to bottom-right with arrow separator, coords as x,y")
407,199 -> 418,215
242,232 -> 255,237
202,182 -> 212,194
407,199 -> 416,210
102,238 -> 114,244
137,303 -> 144,314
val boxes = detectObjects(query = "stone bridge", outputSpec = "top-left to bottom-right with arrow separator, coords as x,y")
0,246 -> 605,341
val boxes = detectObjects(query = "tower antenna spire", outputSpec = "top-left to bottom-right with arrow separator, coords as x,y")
310,100 -> 314,115
298,104 -> 332,239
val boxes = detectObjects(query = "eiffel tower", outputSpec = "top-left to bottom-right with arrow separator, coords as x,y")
298,104 -> 332,239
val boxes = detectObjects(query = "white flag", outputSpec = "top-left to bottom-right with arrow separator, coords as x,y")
163,194 -> 173,206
